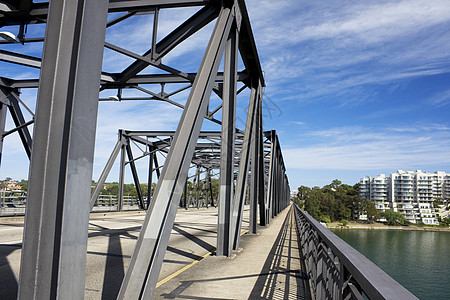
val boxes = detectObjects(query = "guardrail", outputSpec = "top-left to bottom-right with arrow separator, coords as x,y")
293,204 -> 418,300
0,192 -> 142,216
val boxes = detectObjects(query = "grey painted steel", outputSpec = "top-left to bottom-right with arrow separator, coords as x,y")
17,0 -> 108,299
0,89 -> 32,158
118,135 -> 127,211
0,93 -> 6,164
257,97 -> 266,226
231,81 -> 260,250
117,6 -> 234,299
293,204 -> 418,300
249,104 -> 258,234
90,137 -> 124,209
0,1 -> 285,298
126,143 -> 145,209
217,25 -> 238,256
148,146 -> 154,207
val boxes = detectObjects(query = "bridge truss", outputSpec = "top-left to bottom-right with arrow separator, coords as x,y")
0,0 -> 290,299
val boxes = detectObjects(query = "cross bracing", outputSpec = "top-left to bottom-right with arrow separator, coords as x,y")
0,0 -> 290,299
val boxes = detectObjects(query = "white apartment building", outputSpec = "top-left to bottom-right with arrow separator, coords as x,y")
359,174 -> 389,212
360,170 -> 450,225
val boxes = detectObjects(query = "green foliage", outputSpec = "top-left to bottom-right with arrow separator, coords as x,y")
439,217 -> 450,227
302,179 -> 365,222
433,198 -> 442,209
341,219 -> 349,226
18,179 -> 28,191
321,215 -> 331,223
364,199 -> 380,223
382,209 -> 406,226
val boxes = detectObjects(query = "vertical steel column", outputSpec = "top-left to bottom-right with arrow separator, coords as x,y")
232,81 -> 261,250
0,93 -> 7,165
217,24 -> 238,256
118,133 -> 126,211
196,166 -> 201,208
118,7 -> 233,299
125,143 -> 145,209
257,98 -> 266,226
267,130 -> 275,223
147,146 -> 154,208
183,181 -> 188,209
17,1 -> 108,299
249,105 -> 258,234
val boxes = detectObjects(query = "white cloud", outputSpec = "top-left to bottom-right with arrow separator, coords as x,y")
246,0 -> 450,104
284,124 -> 450,170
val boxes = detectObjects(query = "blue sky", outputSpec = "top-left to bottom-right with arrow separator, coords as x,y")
1,0 -> 450,189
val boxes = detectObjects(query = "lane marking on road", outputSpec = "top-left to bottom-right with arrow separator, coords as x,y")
156,229 -> 250,288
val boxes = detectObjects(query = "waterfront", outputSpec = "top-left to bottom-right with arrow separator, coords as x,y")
331,229 -> 450,300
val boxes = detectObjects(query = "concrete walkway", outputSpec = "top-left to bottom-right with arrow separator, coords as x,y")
154,206 -> 311,300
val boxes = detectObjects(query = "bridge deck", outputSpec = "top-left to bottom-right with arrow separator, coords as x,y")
0,206 -> 310,299
154,206 -> 311,299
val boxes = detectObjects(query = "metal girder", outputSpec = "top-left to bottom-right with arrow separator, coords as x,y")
0,49 -> 41,68
231,79 -> 261,250
118,5 -> 219,82
0,1 -> 291,299
0,88 -> 32,160
0,0 -> 212,26
236,0 -> 265,87
17,1 -> 109,299
0,97 -> 6,165
257,97 -> 266,226
117,5 -> 234,298
217,24 -> 238,256
90,137 -> 125,209
126,142 -> 145,209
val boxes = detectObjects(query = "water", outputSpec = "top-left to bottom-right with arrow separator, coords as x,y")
331,229 -> 450,300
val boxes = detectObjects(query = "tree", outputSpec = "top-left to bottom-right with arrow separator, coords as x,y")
18,179 -> 28,191
331,179 -> 342,189
364,199 -> 380,223
382,209 -> 406,226
433,198 -> 443,209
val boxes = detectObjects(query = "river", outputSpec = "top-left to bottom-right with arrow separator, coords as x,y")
330,229 -> 450,300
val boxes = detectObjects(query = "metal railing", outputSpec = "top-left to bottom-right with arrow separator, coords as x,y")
0,192 -> 142,216
0,190 -> 27,216
293,204 -> 418,300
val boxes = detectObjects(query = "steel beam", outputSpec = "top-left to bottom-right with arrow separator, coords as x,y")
0,97 -> 7,165
257,96 -> 266,226
231,80 -> 260,250
90,137 -> 125,209
117,6 -> 233,299
217,25 -> 238,256
249,104 -> 258,234
147,146 -> 154,208
118,136 -> 127,211
119,5 -> 219,82
5,90 -> 32,158
17,0 -> 108,299
126,142 -> 145,209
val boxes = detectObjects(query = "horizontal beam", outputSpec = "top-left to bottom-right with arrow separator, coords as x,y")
0,0 -> 212,26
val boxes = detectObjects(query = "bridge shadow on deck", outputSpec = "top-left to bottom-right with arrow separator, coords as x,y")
249,208 -> 311,300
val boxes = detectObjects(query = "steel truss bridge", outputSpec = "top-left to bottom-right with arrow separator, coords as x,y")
0,1 -> 418,299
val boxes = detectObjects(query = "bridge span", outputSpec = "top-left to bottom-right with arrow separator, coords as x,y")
1,205 -> 310,299
0,0 -> 419,299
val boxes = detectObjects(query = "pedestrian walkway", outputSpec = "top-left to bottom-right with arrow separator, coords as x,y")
154,206 -> 311,299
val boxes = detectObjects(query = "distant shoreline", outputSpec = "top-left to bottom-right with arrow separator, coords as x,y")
327,223 -> 450,232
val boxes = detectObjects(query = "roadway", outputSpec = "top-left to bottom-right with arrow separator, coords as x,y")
0,205 -> 310,299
